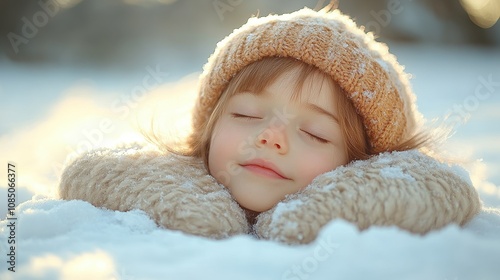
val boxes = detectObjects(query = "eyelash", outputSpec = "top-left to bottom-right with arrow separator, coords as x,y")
231,113 -> 329,144
230,113 -> 261,120
302,130 -> 329,143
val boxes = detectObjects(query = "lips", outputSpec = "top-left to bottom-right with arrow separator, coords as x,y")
240,159 -> 290,180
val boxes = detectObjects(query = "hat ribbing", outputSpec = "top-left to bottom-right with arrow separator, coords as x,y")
192,8 -> 421,153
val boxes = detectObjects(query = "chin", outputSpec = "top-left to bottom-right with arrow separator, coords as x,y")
227,184 -> 286,212
236,198 -> 276,213
244,205 -> 271,213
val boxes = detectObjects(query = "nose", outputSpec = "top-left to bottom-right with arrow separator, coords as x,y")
255,126 -> 288,154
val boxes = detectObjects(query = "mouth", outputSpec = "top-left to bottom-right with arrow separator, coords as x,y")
240,159 -> 290,180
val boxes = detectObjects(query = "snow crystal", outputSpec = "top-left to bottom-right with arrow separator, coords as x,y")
371,153 -> 395,165
354,169 -> 364,177
327,44 -> 336,61
246,33 -> 256,44
358,62 -> 366,74
362,91 -> 374,99
379,166 -> 416,182
271,199 -> 304,224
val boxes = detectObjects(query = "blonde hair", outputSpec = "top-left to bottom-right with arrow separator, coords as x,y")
145,57 -> 431,169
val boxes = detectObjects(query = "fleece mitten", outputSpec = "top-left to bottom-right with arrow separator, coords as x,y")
59,145 -> 249,239
254,150 -> 481,244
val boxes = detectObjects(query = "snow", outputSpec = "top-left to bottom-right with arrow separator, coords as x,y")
271,200 -> 305,226
1,43 -> 500,279
379,166 -> 416,182
362,90 -> 375,99
1,198 -> 499,280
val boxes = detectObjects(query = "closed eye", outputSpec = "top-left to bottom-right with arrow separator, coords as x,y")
230,113 -> 261,120
301,130 -> 329,143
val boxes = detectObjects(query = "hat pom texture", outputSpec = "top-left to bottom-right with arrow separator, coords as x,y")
194,8 -> 423,153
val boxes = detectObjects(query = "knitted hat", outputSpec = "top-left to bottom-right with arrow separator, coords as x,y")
192,7 -> 422,153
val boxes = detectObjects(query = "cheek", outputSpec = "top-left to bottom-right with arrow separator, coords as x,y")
208,121 -> 247,176
295,148 -> 346,185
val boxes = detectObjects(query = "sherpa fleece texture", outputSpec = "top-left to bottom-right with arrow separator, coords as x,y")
59,145 -> 481,244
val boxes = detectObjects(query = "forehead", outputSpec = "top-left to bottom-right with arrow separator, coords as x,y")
265,67 -> 336,105
228,57 -> 338,106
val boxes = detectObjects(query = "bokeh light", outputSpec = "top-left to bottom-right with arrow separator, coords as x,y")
460,0 -> 500,28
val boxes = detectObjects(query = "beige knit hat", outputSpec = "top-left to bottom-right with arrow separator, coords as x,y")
192,7 -> 422,153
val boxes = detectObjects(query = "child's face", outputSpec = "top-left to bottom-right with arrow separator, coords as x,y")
208,68 -> 348,212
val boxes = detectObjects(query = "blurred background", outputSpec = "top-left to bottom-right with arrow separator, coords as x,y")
1,0 -> 499,66
1,0 -> 499,210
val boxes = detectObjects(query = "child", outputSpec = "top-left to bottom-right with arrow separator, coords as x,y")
59,6 -> 481,244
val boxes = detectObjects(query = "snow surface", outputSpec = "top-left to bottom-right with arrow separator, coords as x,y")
1,44 -> 500,279
1,198 -> 500,280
